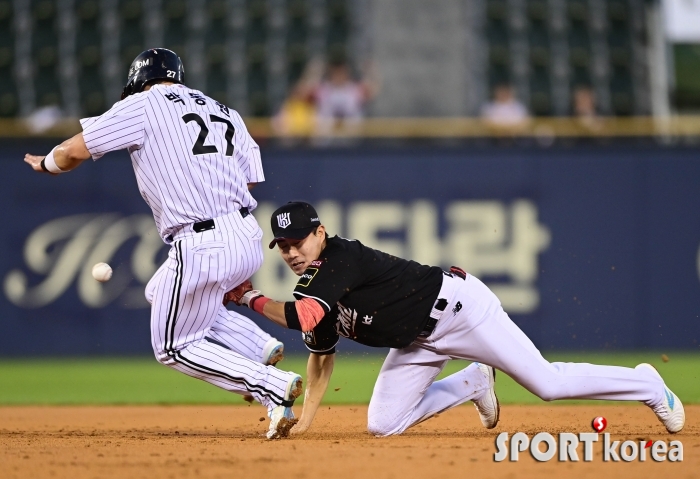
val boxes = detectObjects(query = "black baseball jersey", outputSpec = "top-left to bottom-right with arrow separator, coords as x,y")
287,236 -> 444,353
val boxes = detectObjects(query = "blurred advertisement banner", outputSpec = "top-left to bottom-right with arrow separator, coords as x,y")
3,200 -> 551,315
4,214 -> 161,309
1,144 -> 700,355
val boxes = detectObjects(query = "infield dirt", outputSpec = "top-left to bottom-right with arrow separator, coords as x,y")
1,404 -> 697,479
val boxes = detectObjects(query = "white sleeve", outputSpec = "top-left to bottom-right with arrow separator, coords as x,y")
233,112 -> 264,184
79,93 -> 147,160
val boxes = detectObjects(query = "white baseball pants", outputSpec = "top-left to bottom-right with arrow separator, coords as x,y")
146,209 -> 295,411
368,274 -> 666,436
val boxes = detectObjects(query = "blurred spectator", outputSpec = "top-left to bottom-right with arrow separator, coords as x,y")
24,105 -> 64,134
273,55 -> 379,144
271,59 -> 322,142
573,85 -> 603,133
314,56 -> 378,141
481,84 -> 529,129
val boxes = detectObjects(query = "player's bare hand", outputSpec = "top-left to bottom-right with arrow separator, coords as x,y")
24,154 -> 54,174
223,279 -> 254,306
289,421 -> 310,435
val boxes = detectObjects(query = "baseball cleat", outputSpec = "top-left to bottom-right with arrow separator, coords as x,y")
262,339 -> 285,366
473,363 -> 500,429
266,374 -> 303,440
267,405 -> 296,440
636,363 -> 685,434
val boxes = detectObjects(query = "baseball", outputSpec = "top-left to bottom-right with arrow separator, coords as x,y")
91,262 -> 113,282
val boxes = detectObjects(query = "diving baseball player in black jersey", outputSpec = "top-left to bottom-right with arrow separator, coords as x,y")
227,202 -> 685,437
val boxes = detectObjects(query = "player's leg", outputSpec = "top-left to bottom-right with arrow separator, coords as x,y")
429,275 -> 667,405
207,307 -> 284,365
367,347 -> 489,437
148,211 -> 303,422
148,229 -> 284,367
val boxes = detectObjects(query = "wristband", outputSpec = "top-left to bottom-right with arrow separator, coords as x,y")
250,296 -> 270,315
44,148 -> 66,174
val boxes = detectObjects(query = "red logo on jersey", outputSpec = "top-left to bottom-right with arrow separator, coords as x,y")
310,260 -> 324,267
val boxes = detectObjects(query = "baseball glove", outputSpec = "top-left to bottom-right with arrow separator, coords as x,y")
223,280 -> 254,306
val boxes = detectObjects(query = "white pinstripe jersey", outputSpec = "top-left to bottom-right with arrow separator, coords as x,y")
80,84 -> 264,242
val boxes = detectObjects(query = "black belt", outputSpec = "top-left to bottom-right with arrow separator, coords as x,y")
418,317 -> 438,338
417,266 -> 467,338
168,207 -> 250,241
193,207 -> 249,232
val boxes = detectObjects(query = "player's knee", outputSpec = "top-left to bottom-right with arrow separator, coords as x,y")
534,389 -> 557,402
152,348 -> 172,366
144,281 -> 156,304
529,382 -> 564,402
367,419 -> 392,437
367,415 -> 403,437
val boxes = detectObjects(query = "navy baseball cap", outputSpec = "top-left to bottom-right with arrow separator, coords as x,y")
269,201 -> 321,249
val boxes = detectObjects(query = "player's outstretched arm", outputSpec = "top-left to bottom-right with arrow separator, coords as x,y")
24,133 -> 91,174
291,352 -> 335,435
225,281 -> 323,331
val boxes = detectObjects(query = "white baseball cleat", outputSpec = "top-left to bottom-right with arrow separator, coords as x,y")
266,374 -> 303,440
262,339 -> 284,366
473,363 -> 500,429
636,363 -> 685,434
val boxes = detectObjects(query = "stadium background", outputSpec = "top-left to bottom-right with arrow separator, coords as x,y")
1,0 -> 699,406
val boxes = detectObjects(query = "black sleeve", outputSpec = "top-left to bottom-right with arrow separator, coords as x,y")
292,247 -> 362,312
284,302 -> 302,331
302,314 -> 339,355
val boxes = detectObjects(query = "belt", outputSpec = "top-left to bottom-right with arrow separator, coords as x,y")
417,266 -> 467,338
419,316 -> 439,338
418,306 -> 443,338
193,207 -> 250,232
167,207 -> 249,241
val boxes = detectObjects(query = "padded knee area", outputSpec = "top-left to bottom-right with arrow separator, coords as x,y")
367,407 -> 406,437
367,417 -> 396,437
144,279 -> 156,304
153,348 -> 175,366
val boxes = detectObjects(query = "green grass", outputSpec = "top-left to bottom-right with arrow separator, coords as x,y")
0,352 -> 698,405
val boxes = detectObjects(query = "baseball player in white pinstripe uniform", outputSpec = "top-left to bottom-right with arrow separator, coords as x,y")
23,48 -> 301,439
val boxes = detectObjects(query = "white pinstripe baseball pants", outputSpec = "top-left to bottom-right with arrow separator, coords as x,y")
146,209 -> 296,410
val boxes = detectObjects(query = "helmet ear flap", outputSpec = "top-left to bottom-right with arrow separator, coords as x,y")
121,79 -> 134,100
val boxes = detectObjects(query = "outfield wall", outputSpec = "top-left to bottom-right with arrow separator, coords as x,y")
1,141 -> 699,356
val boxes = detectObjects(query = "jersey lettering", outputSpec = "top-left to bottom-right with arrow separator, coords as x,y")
210,115 -> 235,156
79,84 -> 264,242
215,101 -> 230,117
182,113 -> 236,157
188,92 -> 207,105
336,302 -> 357,338
297,268 -> 318,287
165,92 -> 184,104
182,113 -> 218,155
